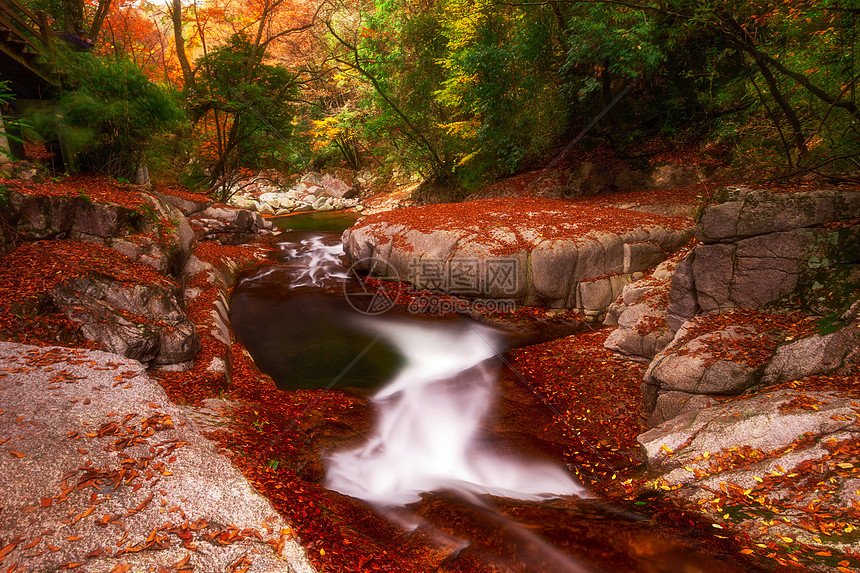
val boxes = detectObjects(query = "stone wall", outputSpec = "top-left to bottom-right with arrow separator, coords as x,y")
667,187 -> 860,328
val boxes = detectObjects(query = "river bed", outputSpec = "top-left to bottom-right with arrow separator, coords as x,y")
226,213 -> 769,572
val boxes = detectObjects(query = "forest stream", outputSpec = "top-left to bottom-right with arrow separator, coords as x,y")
226,213 -> 771,573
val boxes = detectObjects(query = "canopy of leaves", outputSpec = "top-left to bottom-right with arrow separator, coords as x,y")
11,0 -> 859,189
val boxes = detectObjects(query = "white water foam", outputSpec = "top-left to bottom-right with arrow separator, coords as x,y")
279,235 -> 348,287
325,318 -> 588,505
239,234 -> 348,289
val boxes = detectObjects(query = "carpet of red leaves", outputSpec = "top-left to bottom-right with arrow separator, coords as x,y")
353,196 -> 692,256
4,172 -> 858,572
0,240 -> 174,346
3,175 -> 147,209
509,328 -> 646,489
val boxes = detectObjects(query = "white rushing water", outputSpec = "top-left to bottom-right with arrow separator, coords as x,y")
325,318 -> 589,506
238,234 -> 348,290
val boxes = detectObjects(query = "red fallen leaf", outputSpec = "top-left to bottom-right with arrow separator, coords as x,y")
20,538 -> 41,550
47,545 -> 61,551
61,562 -> 85,569
145,529 -> 159,544
76,448 -> 88,454
8,451 -> 25,458
85,547 -> 105,559
66,536 -> 83,541
71,506 -> 95,524
127,492 -> 153,516
40,498 -> 52,507
0,540 -> 21,561
110,565 -> 132,573
175,553 -> 191,569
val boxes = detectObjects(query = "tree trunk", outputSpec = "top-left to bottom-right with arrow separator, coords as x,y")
168,0 -> 195,93
750,55 -> 808,160
60,0 -> 85,33
88,0 -> 111,42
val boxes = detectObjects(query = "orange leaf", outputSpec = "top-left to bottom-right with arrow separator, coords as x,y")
8,451 -> 25,458
0,540 -> 21,561
20,538 -> 41,550
109,565 -> 132,573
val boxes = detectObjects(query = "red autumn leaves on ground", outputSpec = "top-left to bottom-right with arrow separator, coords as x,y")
353,194 -> 692,256
3,174 -> 859,572
0,240 -> 173,347
672,308 -> 820,368
509,328 -> 646,490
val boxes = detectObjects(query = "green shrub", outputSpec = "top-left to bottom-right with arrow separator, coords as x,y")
30,52 -> 185,179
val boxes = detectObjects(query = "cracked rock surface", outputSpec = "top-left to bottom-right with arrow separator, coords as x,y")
0,342 -> 315,573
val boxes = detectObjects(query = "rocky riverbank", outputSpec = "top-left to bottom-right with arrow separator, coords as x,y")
3,167 -> 860,571
0,173 -> 318,572
0,342 -> 314,573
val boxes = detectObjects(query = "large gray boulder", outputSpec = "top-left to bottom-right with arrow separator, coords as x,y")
343,199 -> 691,315
152,189 -> 212,216
668,187 -> 860,322
5,188 -> 198,277
6,189 -> 140,240
319,173 -> 357,199
642,306 -> 860,427
637,389 -> 860,552
52,276 -> 200,367
761,302 -> 860,386
0,342 -> 315,573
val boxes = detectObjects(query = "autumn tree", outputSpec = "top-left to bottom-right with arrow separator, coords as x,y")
191,33 -> 302,198
314,0 -> 453,182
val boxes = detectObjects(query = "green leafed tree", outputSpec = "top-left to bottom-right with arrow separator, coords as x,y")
191,32 -> 302,199
29,51 -> 184,179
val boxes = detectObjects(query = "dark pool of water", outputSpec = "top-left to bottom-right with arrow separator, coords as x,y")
269,210 -> 359,234
230,289 -> 404,391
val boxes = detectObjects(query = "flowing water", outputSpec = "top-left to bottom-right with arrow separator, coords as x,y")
325,318 -> 587,506
230,214 -> 768,573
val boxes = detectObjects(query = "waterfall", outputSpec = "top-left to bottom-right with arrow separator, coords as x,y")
325,318 -> 588,506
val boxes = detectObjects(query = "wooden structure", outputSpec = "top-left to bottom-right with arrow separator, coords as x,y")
0,0 -> 72,168
0,0 -> 56,99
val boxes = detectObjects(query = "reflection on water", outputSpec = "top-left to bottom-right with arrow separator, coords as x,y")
269,210 -> 359,233
231,232 -> 402,391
